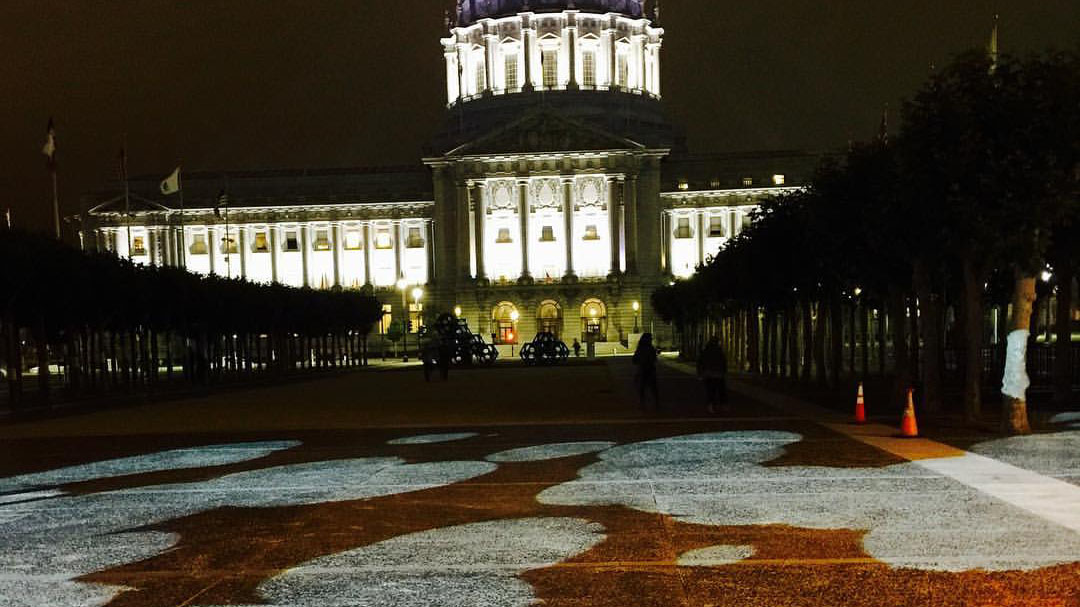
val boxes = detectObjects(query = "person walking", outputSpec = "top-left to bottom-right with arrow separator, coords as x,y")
697,336 -> 728,414
632,333 -> 660,411
437,339 -> 452,381
572,339 -> 581,358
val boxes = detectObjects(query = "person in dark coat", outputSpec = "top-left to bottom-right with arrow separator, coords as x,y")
572,339 -> 582,358
697,336 -> 728,414
632,333 -> 660,410
437,339 -> 452,381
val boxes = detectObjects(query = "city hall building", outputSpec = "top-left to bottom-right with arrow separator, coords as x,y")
78,0 -> 822,349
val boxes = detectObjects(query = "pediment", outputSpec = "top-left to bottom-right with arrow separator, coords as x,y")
89,193 -> 171,215
446,109 -> 645,157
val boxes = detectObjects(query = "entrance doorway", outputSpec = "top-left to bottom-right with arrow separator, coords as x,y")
537,300 -> 563,339
492,302 -> 520,344
580,299 -> 607,342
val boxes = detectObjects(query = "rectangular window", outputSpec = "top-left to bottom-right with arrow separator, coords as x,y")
190,233 -> 208,255
504,54 -> 519,90
407,227 -> 424,248
616,52 -> 629,88
583,225 -> 600,241
675,217 -> 693,239
374,229 -> 393,249
542,49 -> 558,88
709,216 -> 726,238
313,229 -> 331,251
540,225 -> 556,242
742,177 -> 754,187
582,50 -> 596,87
131,236 -> 147,256
496,227 -> 513,243
476,59 -> 487,94
773,174 -> 786,186
221,234 -> 238,254
284,231 -> 300,252
343,229 -> 363,250
378,304 -> 392,335
253,231 -> 269,252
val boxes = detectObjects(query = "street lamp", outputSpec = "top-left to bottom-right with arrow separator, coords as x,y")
632,301 -> 640,333
454,305 -> 462,317
397,277 -> 409,362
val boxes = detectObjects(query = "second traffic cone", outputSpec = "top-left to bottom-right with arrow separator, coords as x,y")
854,382 -> 867,424
900,388 -> 919,438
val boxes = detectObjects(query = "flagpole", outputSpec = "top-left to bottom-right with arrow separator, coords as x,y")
178,168 -> 186,269
51,166 -> 60,239
224,186 -> 231,280
122,144 -> 132,260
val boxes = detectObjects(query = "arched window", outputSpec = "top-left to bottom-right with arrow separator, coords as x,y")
537,300 -> 563,338
580,299 -> 608,342
492,302 -> 520,344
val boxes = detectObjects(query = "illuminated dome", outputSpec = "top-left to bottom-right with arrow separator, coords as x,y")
457,0 -> 645,26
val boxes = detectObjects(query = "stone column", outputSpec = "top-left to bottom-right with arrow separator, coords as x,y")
362,223 -> 372,286
239,226 -> 248,279
457,183 -> 472,279
608,177 -> 621,276
332,223 -> 342,287
472,183 -> 487,282
301,224 -> 310,287
567,14 -> 578,90
484,33 -> 496,93
208,227 -> 217,275
608,27 -> 617,87
519,179 -> 532,281
563,178 -> 576,279
523,25 -> 535,91
457,44 -> 469,98
394,221 -> 404,282
426,219 -> 436,284
625,177 -> 638,275
270,226 -> 279,283
698,211 -> 707,266
444,50 -> 460,104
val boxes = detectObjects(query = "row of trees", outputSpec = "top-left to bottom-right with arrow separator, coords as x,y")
653,49 -> 1079,434
1,229 -> 384,410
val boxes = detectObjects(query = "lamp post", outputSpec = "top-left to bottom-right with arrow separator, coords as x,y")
397,278 -> 409,362
510,310 -> 520,357
632,301 -> 640,333
412,287 -> 424,332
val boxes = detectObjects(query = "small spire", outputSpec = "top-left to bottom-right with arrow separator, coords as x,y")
988,14 -> 999,71
654,0 -> 661,23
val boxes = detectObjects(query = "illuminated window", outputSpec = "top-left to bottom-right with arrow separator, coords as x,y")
709,179 -> 722,189
221,234 -> 238,254
742,214 -> 753,229
374,229 -> 393,249
542,49 -> 558,88
190,233 -> 208,255
675,217 -> 693,239
504,54 -> 519,90
407,227 -> 425,248
378,304 -> 392,335
709,216 -> 726,238
540,225 -> 556,242
583,225 -> 600,241
313,229 -> 331,251
496,227 -> 513,243
284,231 -> 300,252
616,52 -> 629,88
742,177 -> 754,187
773,174 -> 786,186
253,231 -> 269,252
677,180 -> 689,191
476,57 -> 487,94
131,236 -> 147,256
343,229 -> 363,250
409,302 -> 424,333
582,49 -> 596,87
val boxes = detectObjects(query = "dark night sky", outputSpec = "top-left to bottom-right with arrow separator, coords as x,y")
2,0 -> 1077,234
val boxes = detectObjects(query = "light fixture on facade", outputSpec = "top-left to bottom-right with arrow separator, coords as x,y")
772,174 -> 786,186
454,306 -> 463,317
678,180 -> 689,191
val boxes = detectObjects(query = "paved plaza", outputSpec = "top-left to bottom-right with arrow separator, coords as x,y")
0,361 -> 1077,607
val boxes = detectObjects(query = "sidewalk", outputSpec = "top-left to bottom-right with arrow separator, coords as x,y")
663,357 -> 1080,535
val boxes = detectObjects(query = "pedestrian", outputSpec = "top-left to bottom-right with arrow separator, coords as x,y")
572,338 -> 581,358
632,332 -> 660,410
422,344 -> 435,382
697,336 -> 728,414
437,339 -> 452,381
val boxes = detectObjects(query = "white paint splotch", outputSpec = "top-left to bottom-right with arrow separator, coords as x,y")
388,433 -> 479,446
486,442 -> 616,463
0,441 -> 301,494
537,431 -> 1080,572
678,545 -> 755,567
211,518 -> 606,607
970,431 -> 1080,485
0,450 -> 497,607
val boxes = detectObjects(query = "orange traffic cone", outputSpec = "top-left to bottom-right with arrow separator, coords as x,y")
900,388 -> 919,438
854,382 -> 867,424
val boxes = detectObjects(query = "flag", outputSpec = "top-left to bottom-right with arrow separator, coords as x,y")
42,118 -> 57,167
213,189 -> 229,218
160,166 -> 181,195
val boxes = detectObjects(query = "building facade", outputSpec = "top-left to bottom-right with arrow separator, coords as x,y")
78,0 -> 824,349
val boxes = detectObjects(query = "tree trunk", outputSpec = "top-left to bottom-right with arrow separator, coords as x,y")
861,303 -> 870,378
877,305 -> 887,377
888,290 -> 910,408
830,296 -> 843,388
961,256 -> 984,422
35,317 -> 50,402
748,307 -> 760,374
802,301 -> 813,381
914,262 -> 944,413
814,302 -> 827,385
1054,269 -> 1074,406
1001,273 -> 1035,435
